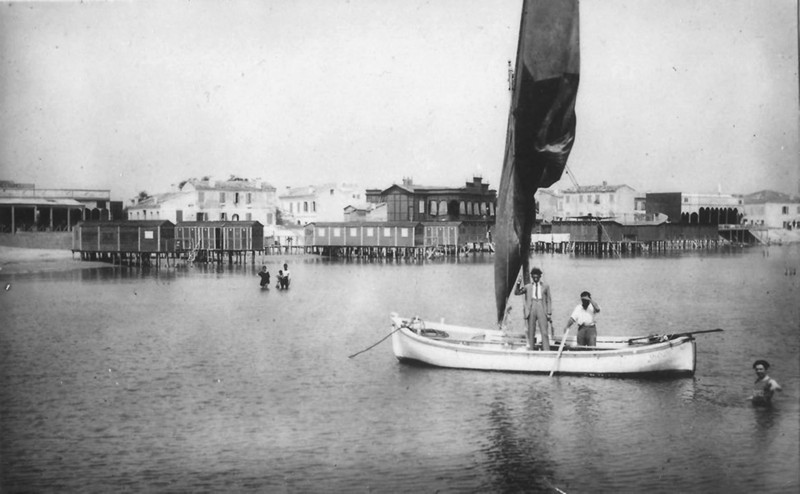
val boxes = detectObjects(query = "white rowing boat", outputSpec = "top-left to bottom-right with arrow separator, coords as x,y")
389,313 -> 698,377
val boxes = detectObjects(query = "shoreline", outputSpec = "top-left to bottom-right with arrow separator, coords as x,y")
0,246 -> 110,275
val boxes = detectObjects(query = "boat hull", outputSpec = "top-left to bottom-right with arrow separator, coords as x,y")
390,314 -> 696,377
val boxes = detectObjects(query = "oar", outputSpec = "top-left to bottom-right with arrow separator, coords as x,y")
549,327 -> 570,377
627,328 -> 724,344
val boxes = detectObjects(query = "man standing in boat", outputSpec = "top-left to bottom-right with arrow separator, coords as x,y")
515,267 -> 552,351
563,291 -> 601,347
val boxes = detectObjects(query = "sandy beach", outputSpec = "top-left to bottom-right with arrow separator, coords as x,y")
0,246 -> 109,275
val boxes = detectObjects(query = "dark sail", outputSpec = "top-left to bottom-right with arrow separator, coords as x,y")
494,0 -> 580,323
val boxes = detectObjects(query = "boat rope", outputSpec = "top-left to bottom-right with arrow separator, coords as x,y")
348,326 -> 403,359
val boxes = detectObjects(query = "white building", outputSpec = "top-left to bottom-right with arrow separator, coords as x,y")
279,183 -> 364,225
559,183 -> 638,221
127,178 -> 278,233
343,202 -> 387,222
534,189 -> 563,222
742,190 -> 800,229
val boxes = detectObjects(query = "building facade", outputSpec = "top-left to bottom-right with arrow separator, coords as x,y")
534,189 -> 563,222
0,180 -> 121,233
559,183 -> 638,221
646,192 -> 742,224
365,176 -> 496,224
127,178 -> 277,234
343,203 -> 387,222
278,183 -> 365,225
742,190 -> 800,229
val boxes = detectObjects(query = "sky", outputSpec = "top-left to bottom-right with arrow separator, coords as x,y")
1,0 -> 798,203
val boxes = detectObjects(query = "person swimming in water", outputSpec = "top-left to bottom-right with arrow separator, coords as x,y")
257,266 -> 270,288
750,359 -> 782,406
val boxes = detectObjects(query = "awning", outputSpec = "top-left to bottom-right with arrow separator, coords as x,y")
0,198 -> 85,207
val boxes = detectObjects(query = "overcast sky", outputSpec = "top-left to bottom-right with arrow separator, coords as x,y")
1,0 -> 798,202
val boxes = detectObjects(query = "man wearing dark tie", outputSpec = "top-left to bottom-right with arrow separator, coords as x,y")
514,267 -> 553,350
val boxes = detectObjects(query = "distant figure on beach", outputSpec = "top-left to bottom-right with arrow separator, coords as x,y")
282,263 -> 291,288
257,266 -> 270,288
514,267 -> 552,351
563,291 -> 601,347
750,359 -> 782,406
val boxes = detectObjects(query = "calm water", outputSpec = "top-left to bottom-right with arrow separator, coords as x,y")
1,245 -> 798,493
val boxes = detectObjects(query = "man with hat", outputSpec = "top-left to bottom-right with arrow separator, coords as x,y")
514,267 -> 553,350
563,291 -> 601,347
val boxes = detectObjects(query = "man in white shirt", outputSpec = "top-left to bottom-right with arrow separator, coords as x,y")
563,291 -> 601,346
514,267 -> 553,350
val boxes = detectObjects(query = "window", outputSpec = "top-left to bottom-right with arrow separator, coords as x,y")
317,227 -> 326,236
234,193 -> 240,204
333,228 -> 341,237
429,201 -> 437,216
198,191 -> 205,203
349,227 -> 358,237
782,206 -> 789,214
579,195 -> 584,203
366,228 -> 374,237
313,202 -> 316,212
304,201 -> 308,212
247,193 -> 252,204
330,189 -> 334,195
610,195 -> 615,203
267,213 -> 273,224
419,200 -> 425,214
220,192 -> 226,204
220,212 -> 227,220
383,227 -> 391,237
400,228 -> 409,237
460,202 -> 466,214
246,213 -> 252,221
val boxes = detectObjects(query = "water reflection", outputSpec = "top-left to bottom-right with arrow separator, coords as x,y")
482,386 -> 556,492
